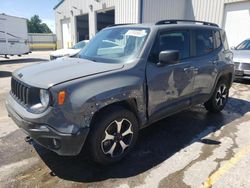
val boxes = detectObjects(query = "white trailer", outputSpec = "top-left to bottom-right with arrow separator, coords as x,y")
0,14 -> 30,57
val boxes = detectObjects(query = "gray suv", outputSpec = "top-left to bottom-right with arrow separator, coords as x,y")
6,20 -> 234,165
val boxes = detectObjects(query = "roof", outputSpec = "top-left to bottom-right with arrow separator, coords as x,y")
54,0 -> 64,10
0,13 -> 28,20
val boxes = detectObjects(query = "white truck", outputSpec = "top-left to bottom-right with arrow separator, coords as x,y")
0,14 -> 30,58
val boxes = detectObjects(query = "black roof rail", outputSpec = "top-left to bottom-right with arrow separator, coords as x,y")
155,19 -> 219,27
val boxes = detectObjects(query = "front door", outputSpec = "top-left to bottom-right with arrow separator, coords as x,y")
146,30 -> 195,121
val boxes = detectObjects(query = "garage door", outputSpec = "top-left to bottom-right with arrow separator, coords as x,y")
76,14 -> 89,41
97,9 -> 115,32
61,19 -> 71,49
223,1 -> 250,47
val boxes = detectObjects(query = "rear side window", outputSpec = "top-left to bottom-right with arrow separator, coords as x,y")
220,30 -> 229,50
159,31 -> 190,59
195,29 -> 214,56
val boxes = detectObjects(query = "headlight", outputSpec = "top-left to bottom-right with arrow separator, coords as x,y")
30,89 -> 50,114
40,89 -> 50,108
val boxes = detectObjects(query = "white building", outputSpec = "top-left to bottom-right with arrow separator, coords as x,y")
54,0 -> 250,49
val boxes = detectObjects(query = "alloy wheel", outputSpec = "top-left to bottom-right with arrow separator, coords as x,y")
101,118 -> 134,158
215,84 -> 228,107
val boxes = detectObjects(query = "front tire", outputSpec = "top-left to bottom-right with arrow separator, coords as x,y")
89,106 -> 139,165
204,79 -> 229,113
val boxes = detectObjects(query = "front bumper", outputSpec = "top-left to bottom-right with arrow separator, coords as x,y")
234,69 -> 250,80
6,94 -> 89,156
234,62 -> 250,80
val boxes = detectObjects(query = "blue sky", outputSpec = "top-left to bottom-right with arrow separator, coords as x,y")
0,0 -> 60,33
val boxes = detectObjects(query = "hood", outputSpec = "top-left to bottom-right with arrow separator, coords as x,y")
50,49 -> 81,57
13,58 -> 124,89
233,50 -> 250,64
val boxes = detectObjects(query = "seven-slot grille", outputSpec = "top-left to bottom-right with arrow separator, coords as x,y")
11,77 -> 30,105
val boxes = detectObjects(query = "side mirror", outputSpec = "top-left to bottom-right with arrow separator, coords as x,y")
230,46 -> 236,50
158,50 -> 179,65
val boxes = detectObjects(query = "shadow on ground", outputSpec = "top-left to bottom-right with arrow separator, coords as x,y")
33,97 -> 250,183
0,71 -> 12,78
234,79 -> 250,85
0,58 -> 47,65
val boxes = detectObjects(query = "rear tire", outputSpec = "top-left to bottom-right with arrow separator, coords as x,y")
204,79 -> 229,113
88,105 -> 139,165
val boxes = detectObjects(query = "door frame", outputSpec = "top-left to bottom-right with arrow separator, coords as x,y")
61,18 -> 71,49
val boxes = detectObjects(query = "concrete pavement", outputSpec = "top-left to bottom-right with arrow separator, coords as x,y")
0,52 -> 250,188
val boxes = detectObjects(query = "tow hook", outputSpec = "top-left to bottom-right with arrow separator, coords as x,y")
25,136 -> 33,143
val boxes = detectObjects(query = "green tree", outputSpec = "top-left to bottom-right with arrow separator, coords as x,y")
28,15 -> 52,33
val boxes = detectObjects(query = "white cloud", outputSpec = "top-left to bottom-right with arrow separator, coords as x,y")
42,19 -> 55,33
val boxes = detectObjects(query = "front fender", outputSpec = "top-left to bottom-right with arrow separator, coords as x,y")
52,72 -> 147,129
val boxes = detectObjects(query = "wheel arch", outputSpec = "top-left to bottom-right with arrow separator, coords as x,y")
90,98 -> 142,129
217,72 -> 233,86
212,71 -> 233,95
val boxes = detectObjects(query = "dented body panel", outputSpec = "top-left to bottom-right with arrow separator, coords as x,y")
6,23 -> 234,156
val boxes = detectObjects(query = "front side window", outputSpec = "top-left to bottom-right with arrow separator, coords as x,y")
149,30 -> 190,62
195,29 -> 214,56
79,27 -> 149,63
236,40 -> 250,50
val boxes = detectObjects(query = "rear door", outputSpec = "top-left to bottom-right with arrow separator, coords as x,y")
146,29 -> 195,121
191,29 -> 220,101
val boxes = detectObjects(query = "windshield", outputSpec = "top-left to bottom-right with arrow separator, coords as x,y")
79,27 -> 150,63
236,40 -> 250,50
72,41 -> 88,49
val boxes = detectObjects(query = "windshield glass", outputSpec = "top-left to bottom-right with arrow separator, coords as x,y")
79,27 -> 150,63
72,41 -> 88,49
236,40 -> 250,50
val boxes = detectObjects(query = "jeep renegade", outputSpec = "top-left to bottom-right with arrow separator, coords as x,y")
6,20 -> 234,164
